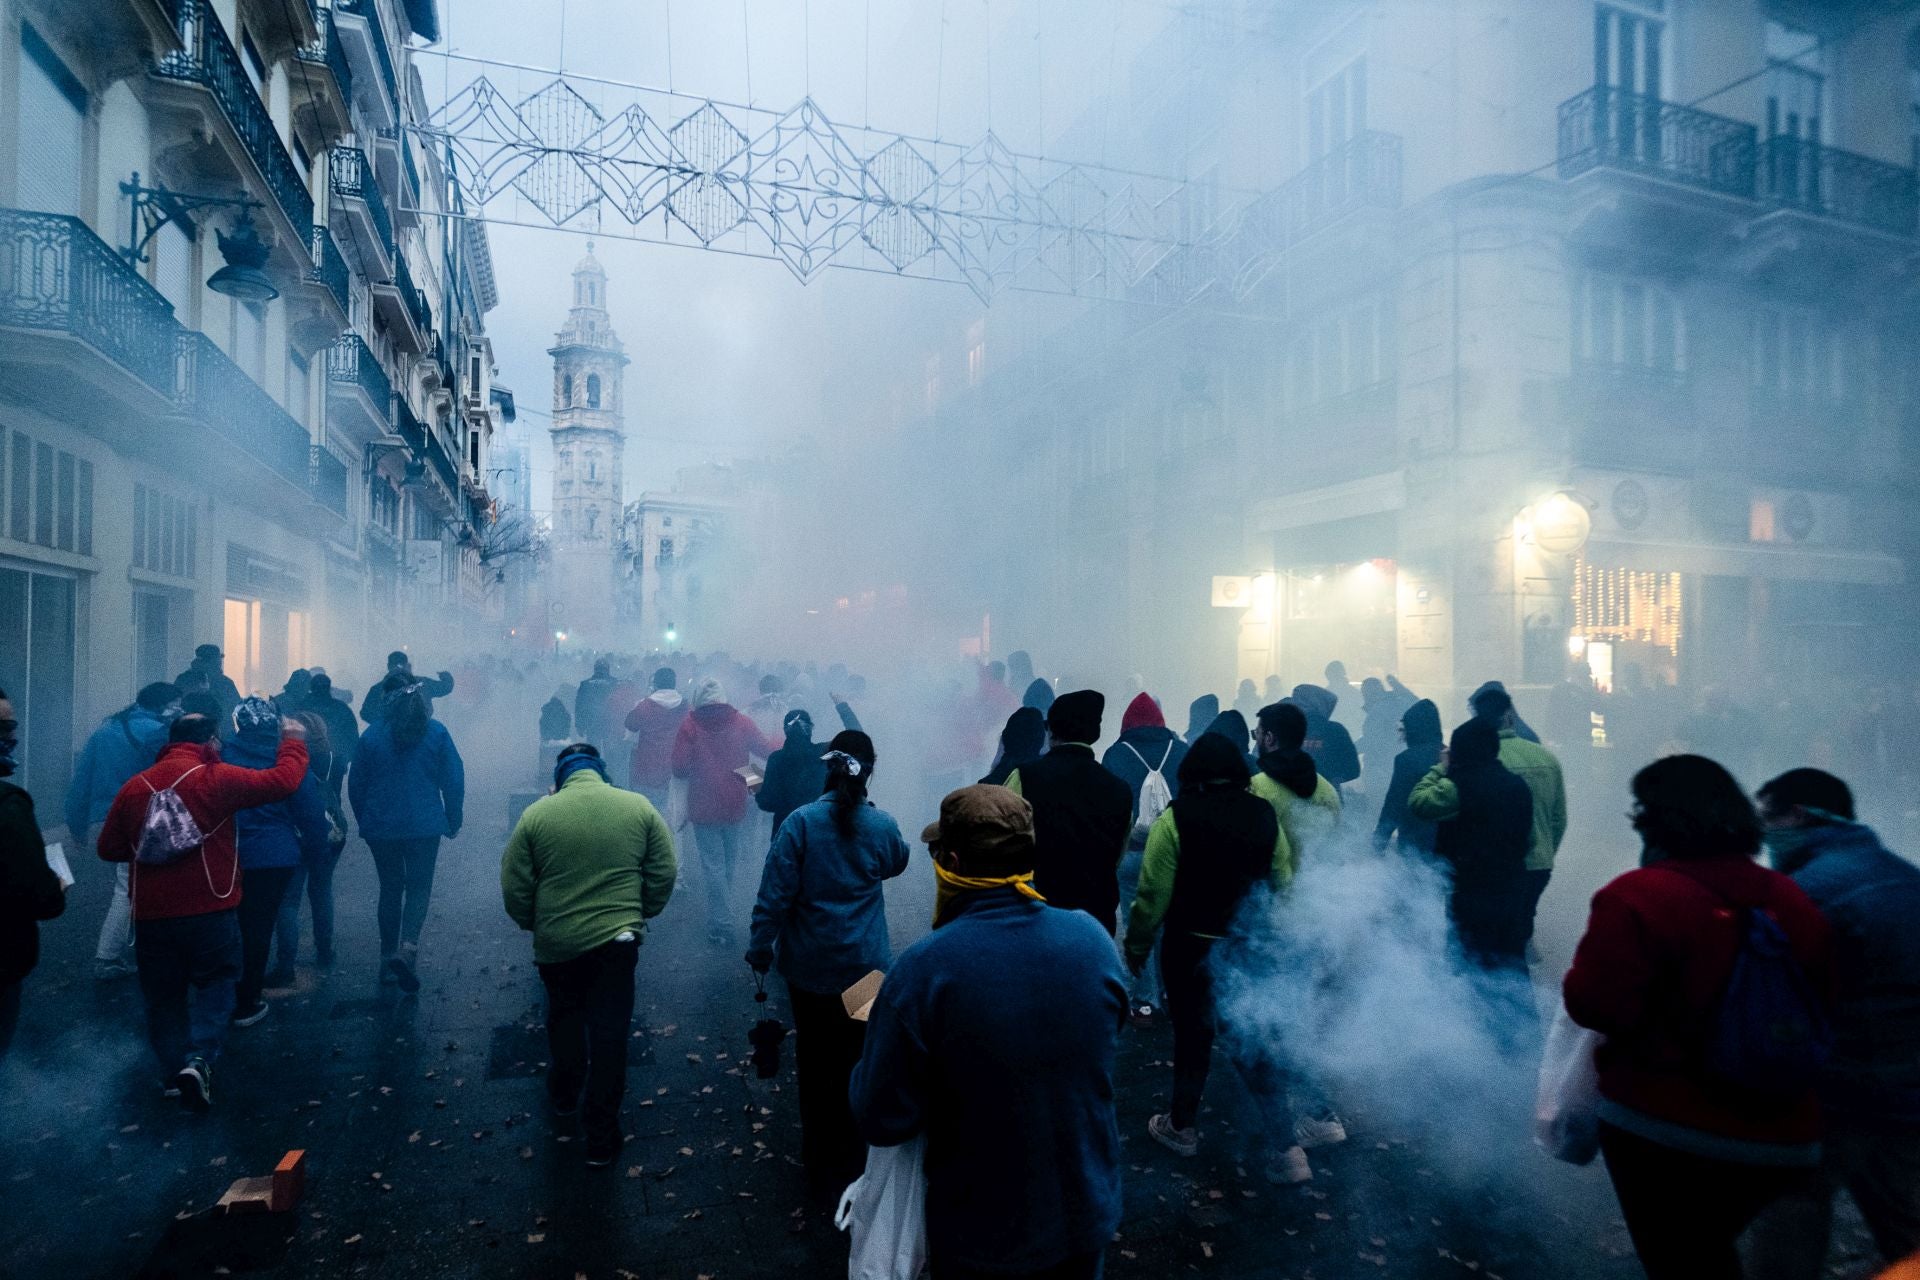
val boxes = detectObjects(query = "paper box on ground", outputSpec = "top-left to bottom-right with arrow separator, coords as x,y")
842,970 -> 885,1022
216,1150 -> 305,1215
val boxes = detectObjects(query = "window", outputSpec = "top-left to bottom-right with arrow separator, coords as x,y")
966,321 -> 987,387
657,536 -> 675,569
286,350 -> 311,425
1571,273 -> 1685,372
1766,22 -> 1825,144
1,426 -> 94,555
133,484 -> 198,578
0,565 -> 77,802
1751,307 -> 1846,401
587,455 -> 597,482
1284,297 -> 1395,407
1307,58 -> 1367,161
586,374 -> 601,408
240,28 -> 268,95
562,373 -> 573,405
1594,3 -> 1665,97
1750,498 -> 1778,543
17,24 -> 87,217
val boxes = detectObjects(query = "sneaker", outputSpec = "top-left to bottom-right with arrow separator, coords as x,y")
1294,1113 -> 1348,1150
388,950 -> 421,994
94,959 -> 138,980
231,1000 -> 271,1027
175,1059 -> 212,1113
1264,1144 -> 1313,1185
1129,1003 -> 1156,1028
584,1135 -> 624,1168
1147,1112 -> 1198,1158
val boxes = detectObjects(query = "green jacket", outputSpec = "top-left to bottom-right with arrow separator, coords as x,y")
1124,805 -> 1288,964
501,771 -> 679,964
1406,732 -> 1567,872
1247,771 -> 1342,889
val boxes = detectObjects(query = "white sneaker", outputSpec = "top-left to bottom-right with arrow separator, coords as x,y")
1294,1113 -> 1348,1150
1264,1144 -> 1313,1185
1147,1112 -> 1198,1157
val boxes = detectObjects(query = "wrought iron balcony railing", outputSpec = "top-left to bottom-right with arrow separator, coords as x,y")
424,426 -> 459,495
326,331 -> 392,419
1760,136 -> 1918,237
1557,86 -> 1757,200
1267,131 -> 1403,244
0,209 -> 180,397
152,0 -> 314,236
336,0 -> 399,109
329,146 -> 393,252
394,397 -> 427,452
295,5 -> 354,107
309,444 -> 349,516
306,224 -> 350,314
174,332 -> 313,490
393,249 -> 431,336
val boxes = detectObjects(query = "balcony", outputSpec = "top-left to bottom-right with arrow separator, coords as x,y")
303,225 -> 350,321
174,332 -> 313,494
0,209 -> 180,412
294,5 -> 354,136
151,0 -> 314,243
1561,361 -> 1697,473
1278,132 -> 1402,242
1558,87 -> 1757,199
394,397 -> 427,453
332,0 -> 400,128
423,426 -> 460,496
1759,137 -> 1917,238
373,248 -> 432,351
329,146 -> 393,270
325,332 -> 393,441
309,444 -> 349,518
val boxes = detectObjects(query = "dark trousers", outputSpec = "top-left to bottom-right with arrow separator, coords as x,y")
1599,1122 -> 1812,1280
1519,868 -> 1552,945
235,865 -> 295,1009
0,978 -> 19,1062
368,838 -> 440,956
788,981 -> 869,1188
135,910 -> 241,1072
1160,930 -> 1293,1137
539,937 -> 639,1149
934,1250 -> 1103,1280
274,843 -> 342,969
1745,1117 -> 1920,1277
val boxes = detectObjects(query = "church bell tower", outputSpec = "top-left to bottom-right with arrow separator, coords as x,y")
547,242 -> 630,643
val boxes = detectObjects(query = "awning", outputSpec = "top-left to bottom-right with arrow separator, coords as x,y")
1585,536 -> 1903,586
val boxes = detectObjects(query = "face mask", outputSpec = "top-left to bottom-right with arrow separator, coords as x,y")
1762,826 -> 1819,867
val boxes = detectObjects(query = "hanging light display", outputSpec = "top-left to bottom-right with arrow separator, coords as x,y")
1571,558 -> 1683,655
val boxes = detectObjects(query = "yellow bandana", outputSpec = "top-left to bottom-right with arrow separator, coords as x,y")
932,861 -> 1046,928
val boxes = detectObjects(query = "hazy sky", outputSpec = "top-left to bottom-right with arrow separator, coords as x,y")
418,0 -> 1171,514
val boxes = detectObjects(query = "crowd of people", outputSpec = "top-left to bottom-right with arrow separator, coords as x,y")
1,640 -> 1917,1280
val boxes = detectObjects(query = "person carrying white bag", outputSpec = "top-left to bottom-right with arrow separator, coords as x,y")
1536,998 -> 1604,1165
846,785 -> 1128,1280
837,1135 -> 928,1280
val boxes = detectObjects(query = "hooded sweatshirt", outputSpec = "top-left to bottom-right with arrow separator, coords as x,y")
1101,693 -> 1188,815
1022,678 -> 1056,714
1249,746 -> 1341,887
1289,685 -> 1360,787
1183,695 -> 1220,745
1204,709 -> 1257,772
625,688 -> 688,790
1374,699 -> 1444,854
223,727 -> 332,870
671,701 -> 779,826
982,707 -> 1047,787
65,704 -> 171,836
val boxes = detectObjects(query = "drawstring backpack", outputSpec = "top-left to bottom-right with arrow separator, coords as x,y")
135,765 -> 209,865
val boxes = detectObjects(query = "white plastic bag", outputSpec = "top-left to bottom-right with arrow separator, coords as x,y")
835,1136 -> 928,1280
1535,999 -> 1605,1166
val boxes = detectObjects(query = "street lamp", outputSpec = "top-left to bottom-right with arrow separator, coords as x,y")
121,174 -> 280,301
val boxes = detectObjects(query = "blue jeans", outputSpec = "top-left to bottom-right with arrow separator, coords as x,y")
1116,845 -> 1162,1008
693,821 -> 745,934
274,843 -> 342,969
368,838 -> 441,957
135,911 -> 241,1071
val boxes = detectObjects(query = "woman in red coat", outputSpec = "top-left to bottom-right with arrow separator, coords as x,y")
672,680 -> 778,946
1564,754 -> 1831,1280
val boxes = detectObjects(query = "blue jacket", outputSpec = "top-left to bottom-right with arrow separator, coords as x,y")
349,720 -> 465,841
64,706 -> 169,835
850,888 -> 1127,1274
1782,823 -> 1920,1125
222,731 -> 332,870
746,798 -> 909,994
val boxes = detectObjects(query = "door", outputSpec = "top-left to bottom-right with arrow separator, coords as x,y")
1594,3 -> 1666,163
1765,22 -> 1825,205
0,565 -> 77,804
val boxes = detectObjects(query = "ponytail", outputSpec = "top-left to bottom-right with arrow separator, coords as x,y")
822,730 -> 876,841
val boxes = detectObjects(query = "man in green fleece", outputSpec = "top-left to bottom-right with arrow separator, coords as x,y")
1465,686 -> 1567,945
502,743 -> 678,1167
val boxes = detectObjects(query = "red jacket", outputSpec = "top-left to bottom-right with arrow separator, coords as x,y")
1564,855 -> 1832,1149
625,690 -> 688,790
97,739 -> 309,920
671,704 -> 777,825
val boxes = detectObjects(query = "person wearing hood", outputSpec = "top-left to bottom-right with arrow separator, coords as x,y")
1469,685 -> 1569,946
748,731 -> 911,1192
624,668 -> 689,811
1289,684 -> 1361,792
1358,677 -> 1411,780
1409,719 -> 1535,973
97,712 -> 308,1110
1,688 -> 67,1062
982,706 -> 1047,787
1470,680 -> 1540,743
223,699 -> 331,1026
350,687 -> 465,993
1204,708 -> 1258,772
1124,733 -> 1313,1185
270,712 -> 349,983
1006,650 -> 1035,693
1372,699 -> 1444,855
574,659 -> 622,750
756,700 -> 863,838
541,688 -> 573,743
1232,678 -> 1262,724
671,680 -> 780,947
502,744 -> 678,1168
1250,703 -> 1343,887
1004,691 -> 1135,935
1184,694 -> 1220,745
1103,693 -> 1190,1023
69,681 -> 179,979
174,644 -> 240,728
1744,769 -> 1920,1278
360,652 -> 455,725
297,674 -> 360,789
1022,677 -> 1056,715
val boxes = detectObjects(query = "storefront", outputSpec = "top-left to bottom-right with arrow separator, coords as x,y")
223,542 -> 312,699
0,558 -> 77,803
1569,557 -> 1683,692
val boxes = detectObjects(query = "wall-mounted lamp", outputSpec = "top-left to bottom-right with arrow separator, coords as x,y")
121,173 -> 279,301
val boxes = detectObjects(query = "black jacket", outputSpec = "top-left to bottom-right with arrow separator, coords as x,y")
1434,762 -> 1534,890
361,670 -> 455,724
755,702 -> 861,834
1303,714 -> 1360,787
1014,745 -> 1135,935
1163,787 -> 1279,940
1373,699 -> 1444,854
1,781 -> 66,987
299,689 -> 362,777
